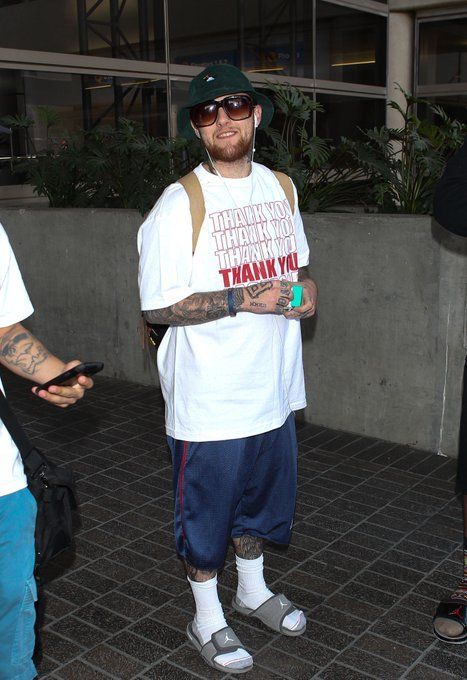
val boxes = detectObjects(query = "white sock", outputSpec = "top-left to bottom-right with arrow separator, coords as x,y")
188,575 -> 252,670
235,554 -> 305,632
236,554 -> 273,609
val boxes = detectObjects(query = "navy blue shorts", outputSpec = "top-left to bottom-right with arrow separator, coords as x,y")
167,413 -> 298,571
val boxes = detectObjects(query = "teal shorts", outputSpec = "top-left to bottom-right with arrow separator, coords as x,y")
0,487 -> 37,680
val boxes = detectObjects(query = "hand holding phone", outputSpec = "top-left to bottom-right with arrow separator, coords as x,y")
35,361 -> 104,392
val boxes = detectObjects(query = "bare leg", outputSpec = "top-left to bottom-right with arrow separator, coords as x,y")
185,559 -> 253,670
233,535 -> 305,633
185,562 -> 216,582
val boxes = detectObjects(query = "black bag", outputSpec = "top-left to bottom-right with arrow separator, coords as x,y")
0,391 -> 76,581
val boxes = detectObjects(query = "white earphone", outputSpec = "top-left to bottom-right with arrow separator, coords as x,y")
254,115 -> 259,129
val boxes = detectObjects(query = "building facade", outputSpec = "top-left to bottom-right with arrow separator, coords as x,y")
0,0 -> 465,198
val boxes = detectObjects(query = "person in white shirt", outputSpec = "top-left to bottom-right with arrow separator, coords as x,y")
138,64 -> 317,674
0,223 -> 93,680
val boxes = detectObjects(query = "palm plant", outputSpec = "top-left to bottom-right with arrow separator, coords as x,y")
343,86 -> 466,213
16,117 -> 201,213
257,82 -> 370,212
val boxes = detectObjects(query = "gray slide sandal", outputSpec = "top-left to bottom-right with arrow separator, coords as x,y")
186,622 -> 253,674
232,593 -> 306,636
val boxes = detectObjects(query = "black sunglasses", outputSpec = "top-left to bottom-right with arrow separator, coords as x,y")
190,94 -> 255,128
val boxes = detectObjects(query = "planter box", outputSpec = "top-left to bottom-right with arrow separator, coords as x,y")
1,208 -> 465,458
302,213 -> 467,458
0,207 -> 157,388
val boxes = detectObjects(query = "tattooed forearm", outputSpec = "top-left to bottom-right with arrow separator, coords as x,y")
0,326 -> 49,375
233,535 -> 264,559
144,290 -> 230,326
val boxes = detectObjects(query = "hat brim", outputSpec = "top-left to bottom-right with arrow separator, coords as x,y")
178,91 -> 274,140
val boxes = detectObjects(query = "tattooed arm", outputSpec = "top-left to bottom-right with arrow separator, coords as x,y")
144,280 -> 294,326
0,322 -> 93,407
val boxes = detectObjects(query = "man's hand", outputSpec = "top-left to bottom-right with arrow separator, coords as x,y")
283,278 -> 318,320
32,359 -> 94,408
238,280 -> 293,315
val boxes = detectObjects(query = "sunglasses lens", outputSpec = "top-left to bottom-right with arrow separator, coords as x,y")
224,95 -> 254,120
190,95 -> 254,128
190,102 -> 218,127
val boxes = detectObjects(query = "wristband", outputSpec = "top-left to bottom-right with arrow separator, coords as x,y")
227,288 -> 237,317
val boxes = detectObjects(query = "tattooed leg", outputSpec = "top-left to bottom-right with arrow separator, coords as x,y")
233,536 -> 306,632
184,562 -> 217,583
233,535 -> 263,559
185,560 -> 253,669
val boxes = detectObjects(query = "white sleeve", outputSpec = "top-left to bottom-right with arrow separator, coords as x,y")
0,224 -> 34,328
292,183 -> 310,268
137,183 -> 196,311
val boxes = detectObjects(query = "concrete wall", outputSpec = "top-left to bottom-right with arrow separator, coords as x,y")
1,209 -> 466,457
302,213 -> 467,457
0,208 -> 158,387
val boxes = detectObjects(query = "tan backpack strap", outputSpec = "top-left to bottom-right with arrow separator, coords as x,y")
272,170 -> 295,215
178,171 -> 205,254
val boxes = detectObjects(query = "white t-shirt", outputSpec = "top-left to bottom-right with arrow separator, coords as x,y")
0,223 -> 34,497
138,162 -> 309,442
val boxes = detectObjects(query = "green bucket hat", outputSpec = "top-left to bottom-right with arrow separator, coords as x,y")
177,64 -> 274,140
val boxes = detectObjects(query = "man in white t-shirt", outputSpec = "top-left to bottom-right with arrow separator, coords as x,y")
0,223 -> 93,680
138,64 -> 317,674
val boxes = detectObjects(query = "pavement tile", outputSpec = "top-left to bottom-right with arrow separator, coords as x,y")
95,590 -> 154,621
334,647 -> 404,678
129,617 -> 187,650
318,663 -> 374,679
106,631 -> 166,664
353,632 -> 420,665
3,374 -> 462,679
254,647 -> 319,678
82,644 -> 145,678
303,621 -> 355,651
404,663 -> 457,679
423,648 -> 467,677
54,659 -> 112,679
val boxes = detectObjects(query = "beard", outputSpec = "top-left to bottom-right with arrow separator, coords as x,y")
204,132 -> 253,163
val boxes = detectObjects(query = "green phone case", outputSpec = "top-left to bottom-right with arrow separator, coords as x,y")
291,285 -> 303,307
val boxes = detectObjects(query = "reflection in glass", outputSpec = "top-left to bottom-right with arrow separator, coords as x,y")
0,0 -> 165,62
0,68 -> 168,180
418,19 -> 467,86
316,2 -> 386,86
169,0 -> 313,77
317,93 -> 386,143
417,96 -> 467,126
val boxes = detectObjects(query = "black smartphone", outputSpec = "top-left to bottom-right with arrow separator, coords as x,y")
35,361 -> 104,392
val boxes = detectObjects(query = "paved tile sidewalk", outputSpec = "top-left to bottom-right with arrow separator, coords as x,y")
4,374 -> 466,679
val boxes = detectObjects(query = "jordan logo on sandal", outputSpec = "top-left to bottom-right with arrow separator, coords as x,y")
278,598 -> 288,609
449,606 -> 463,617
223,631 -> 234,644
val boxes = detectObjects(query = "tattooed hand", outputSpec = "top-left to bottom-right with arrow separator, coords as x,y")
283,276 -> 318,320
238,280 -> 293,315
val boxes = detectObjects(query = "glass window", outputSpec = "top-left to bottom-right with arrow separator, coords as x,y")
0,0 -> 165,62
169,0 -> 314,77
0,68 -> 168,184
417,95 -> 467,127
418,18 -> 467,86
316,1 -> 387,86
316,93 -> 386,142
